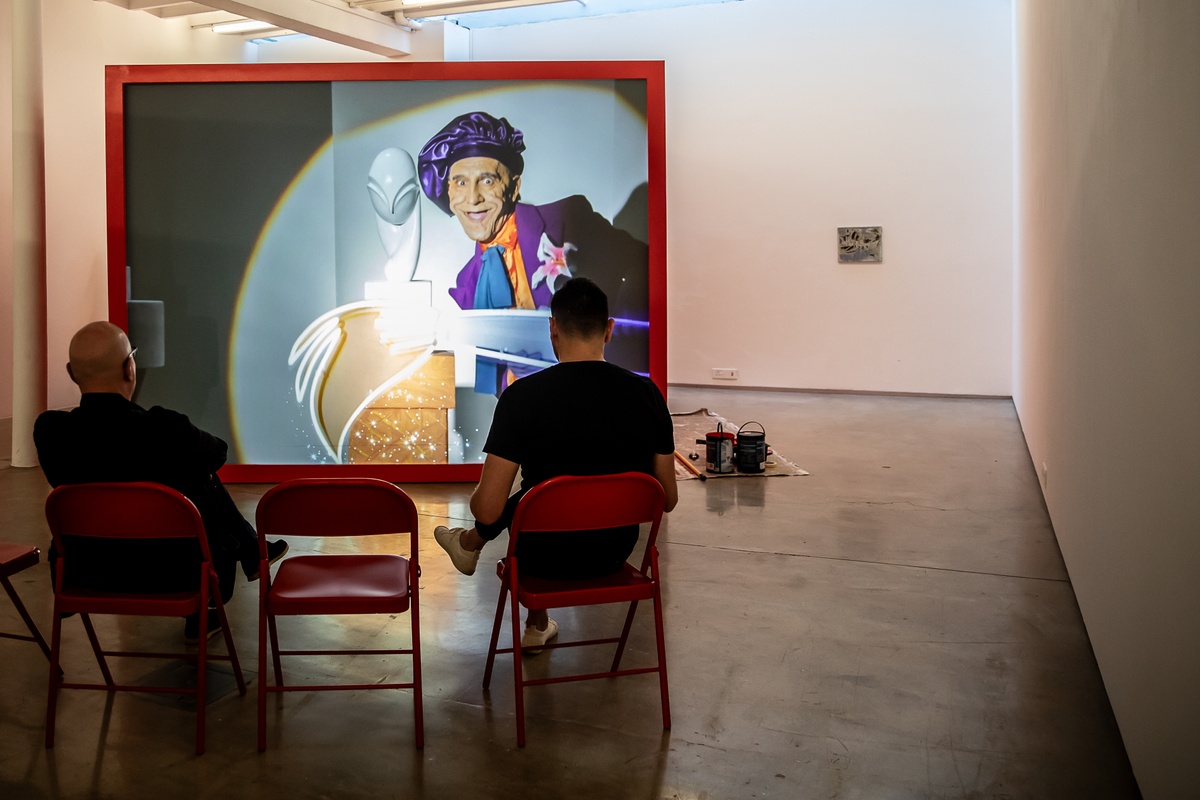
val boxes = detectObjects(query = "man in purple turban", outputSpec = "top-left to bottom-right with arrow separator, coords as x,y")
418,111 -> 649,392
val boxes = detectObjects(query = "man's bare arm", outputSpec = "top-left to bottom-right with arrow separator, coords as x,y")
653,452 -> 679,513
471,453 -> 520,525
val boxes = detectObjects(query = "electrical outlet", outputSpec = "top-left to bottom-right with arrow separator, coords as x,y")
712,368 -> 739,381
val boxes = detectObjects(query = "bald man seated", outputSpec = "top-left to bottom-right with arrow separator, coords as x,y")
34,321 -> 287,643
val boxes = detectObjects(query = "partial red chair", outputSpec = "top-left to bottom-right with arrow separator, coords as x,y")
44,482 -> 246,756
254,477 -> 423,751
482,472 -> 671,746
0,541 -> 52,659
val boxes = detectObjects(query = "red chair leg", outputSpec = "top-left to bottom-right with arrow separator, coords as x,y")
508,564 -> 527,747
79,614 -> 115,686
268,613 -> 284,687
195,599 -> 209,756
610,599 -> 641,672
213,597 -> 246,696
1,574 -> 52,659
44,609 -> 64,749
651,549 -> 671,730
410,560 -> 424,749
258,590 -> 269,752
482,582 -> 510,690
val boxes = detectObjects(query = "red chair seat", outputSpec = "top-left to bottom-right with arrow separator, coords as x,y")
269,554 -> 410,615
55,589 -> 203,617
513,563 -> 655,610
0,542 -> 40,576
0,541 -> 52,660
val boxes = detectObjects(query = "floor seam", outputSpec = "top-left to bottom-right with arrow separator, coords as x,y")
665,540 -> 1071,583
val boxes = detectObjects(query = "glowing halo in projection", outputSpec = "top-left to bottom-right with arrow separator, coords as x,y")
228,81 -> 650,466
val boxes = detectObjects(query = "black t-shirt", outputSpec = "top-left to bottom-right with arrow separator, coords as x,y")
482,360 -> 674,579
484,360 -> 674,489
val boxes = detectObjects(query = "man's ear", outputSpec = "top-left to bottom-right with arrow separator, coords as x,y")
66,363 -> 78,385
512,174 -> 522,203
548,317 -> 559,339
123,356 -> 136,383
604,318 -> 615,344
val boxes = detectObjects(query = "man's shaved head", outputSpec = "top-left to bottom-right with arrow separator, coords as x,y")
67,321 -> 134,395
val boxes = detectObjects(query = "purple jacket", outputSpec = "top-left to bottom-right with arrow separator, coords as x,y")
447,196 -> 648,322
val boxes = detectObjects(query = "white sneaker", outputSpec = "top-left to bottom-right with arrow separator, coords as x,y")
521,618 -> 558,652
434,526 -> 480,576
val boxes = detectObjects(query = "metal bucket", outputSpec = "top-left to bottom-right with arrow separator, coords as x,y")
735,421 -> 767,473
705,423 -> 735,474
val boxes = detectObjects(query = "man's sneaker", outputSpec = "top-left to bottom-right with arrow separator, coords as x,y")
183,610 -> 223,645
521,618 -> 558,652
434,526 -> 480,576
245,539 -> 289,582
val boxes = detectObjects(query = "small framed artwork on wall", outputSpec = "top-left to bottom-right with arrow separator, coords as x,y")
838,226 -> 882,262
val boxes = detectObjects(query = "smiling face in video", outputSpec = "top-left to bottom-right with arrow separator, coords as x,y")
446,157 -> 522,244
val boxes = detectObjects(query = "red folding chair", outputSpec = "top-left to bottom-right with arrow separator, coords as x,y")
482,472 -> 670,746
0,541 -> 52,659
254,478 -> 423,751
43,482 -> 246,756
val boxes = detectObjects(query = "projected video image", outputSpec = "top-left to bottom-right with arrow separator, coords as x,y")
118,69 -> 659,474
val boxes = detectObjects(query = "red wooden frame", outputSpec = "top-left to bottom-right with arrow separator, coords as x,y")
105,62 -> 667,483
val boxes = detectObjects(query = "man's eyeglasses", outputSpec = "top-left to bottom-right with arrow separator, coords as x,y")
125,346 -> 138,366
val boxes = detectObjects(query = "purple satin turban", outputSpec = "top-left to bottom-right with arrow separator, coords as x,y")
418,111 -> 526,216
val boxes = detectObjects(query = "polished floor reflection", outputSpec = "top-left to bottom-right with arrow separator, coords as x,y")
0,389 -> 1139,798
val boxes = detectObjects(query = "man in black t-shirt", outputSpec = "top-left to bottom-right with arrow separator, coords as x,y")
435,278 -> 678,649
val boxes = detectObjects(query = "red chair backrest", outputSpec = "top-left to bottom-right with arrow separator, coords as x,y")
256,478 -> 418,541
45,483 -> 213,593
509,472 -> 666,537
45,482 -> 208,553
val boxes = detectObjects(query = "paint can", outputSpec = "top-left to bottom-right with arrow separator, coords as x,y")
705,423 -> 736,474
735,421 -> 768,473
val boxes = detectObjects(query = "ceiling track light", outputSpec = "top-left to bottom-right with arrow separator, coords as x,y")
351,0 -> 573,17
193,18 -> 288,35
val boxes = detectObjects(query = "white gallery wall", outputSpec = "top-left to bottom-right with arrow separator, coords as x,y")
471,0 -> 1015,395
1015,2 -> 1200,797
0,0 -> 249,419
2,0 -> 1012,420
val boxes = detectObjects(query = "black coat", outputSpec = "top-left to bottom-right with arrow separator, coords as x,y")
34,393 -> 253,597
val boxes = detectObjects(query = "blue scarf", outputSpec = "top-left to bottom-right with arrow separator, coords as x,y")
474,245 -> 514,309
473,245 -> 513,393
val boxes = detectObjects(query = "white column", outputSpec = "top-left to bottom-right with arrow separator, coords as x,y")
10,0 -> 47,468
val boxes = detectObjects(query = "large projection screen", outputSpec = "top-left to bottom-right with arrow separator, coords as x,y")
106,62 -> 666,483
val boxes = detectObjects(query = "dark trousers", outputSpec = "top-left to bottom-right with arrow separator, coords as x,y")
476,490 -> 639,580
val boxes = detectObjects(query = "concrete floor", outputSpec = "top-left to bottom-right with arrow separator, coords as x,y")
0,389 -> 1140,799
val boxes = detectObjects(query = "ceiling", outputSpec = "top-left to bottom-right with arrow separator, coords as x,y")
99,0 -> 741,58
